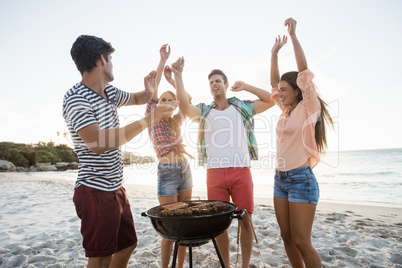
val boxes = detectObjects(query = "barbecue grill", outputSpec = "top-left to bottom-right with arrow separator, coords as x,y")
141,200 -> 246,268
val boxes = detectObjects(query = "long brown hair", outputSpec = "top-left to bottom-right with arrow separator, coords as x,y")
281,71 -> 334,154
160,91 -> 178,132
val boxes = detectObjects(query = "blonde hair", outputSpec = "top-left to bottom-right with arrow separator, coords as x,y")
159,91 -> 178,132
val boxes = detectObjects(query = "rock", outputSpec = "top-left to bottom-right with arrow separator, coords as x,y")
55,162 -> 69,171
37,162 -> 51,167
0,160 -> 16,172
30,166 -> 38,172
37,165 -> 57,171
16,167 -> 29,172
54,162 -> 79,171
67,162 -> 78,170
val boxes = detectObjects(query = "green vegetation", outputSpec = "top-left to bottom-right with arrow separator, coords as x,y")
0,142 -> 78,167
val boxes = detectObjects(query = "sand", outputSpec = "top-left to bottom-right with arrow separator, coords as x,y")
0,172 -> 401,267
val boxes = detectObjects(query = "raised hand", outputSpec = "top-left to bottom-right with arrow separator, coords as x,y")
151,101 -> 179,122
231,81 -> 247,92
272,35 -> 287,55
284,17 -> 297,36
144,70 -> 157,97
171,57 -> 185,74
164,65 -> 173,81
160,44 -> 171,61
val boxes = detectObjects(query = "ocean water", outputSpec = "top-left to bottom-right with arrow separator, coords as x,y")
123,148 -> 402,208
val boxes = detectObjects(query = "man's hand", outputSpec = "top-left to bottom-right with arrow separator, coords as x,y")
231,80 -> 248,92
272,35 -> 287,55
150,101 -> 179,124
160,44 -> 171,61
144,71 -> 157,97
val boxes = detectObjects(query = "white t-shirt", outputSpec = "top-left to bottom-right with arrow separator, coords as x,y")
204,105 -> 251,169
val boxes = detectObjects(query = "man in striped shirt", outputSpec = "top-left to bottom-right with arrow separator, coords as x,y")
63,35 -> 175,268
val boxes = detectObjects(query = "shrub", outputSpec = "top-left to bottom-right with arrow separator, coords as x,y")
21,151 -> 37,166
6,149 -> 30,167
56,149 -> 78,162
37,150 -> 61,164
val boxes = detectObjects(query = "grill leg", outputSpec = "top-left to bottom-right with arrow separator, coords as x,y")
172,241 -> 179,268
189,246 -> 193,268
212,237 -> 226,268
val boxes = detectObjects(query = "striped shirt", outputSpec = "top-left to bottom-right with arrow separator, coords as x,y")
63,83 -> 131,191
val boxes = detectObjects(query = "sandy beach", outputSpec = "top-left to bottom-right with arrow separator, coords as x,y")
0,172 -> 401,268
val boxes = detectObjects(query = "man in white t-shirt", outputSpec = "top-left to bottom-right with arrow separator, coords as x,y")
171,57 -> 274,268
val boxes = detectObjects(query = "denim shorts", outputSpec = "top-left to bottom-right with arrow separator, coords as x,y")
274,166 -> 320,204
157,159 -> 193,197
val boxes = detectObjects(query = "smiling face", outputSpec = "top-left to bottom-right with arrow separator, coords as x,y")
158,91 -> 177,118
209,74 -> 228,98
278,80 -> 299,109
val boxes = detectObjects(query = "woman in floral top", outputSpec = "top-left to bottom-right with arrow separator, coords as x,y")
270,18 -> 334,267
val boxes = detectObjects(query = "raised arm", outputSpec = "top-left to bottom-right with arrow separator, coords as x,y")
231,81 -> 274,114
171,57 -> 200,121
285,18 -> 308,72
271,35 -> 287,88
153,44 -> 171,99
124,70 -> 157,105
164,65 -> 176,89
77,72 -> 177,154
164,65 -> 192,103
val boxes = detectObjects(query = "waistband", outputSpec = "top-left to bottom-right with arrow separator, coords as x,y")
75,184 -> 125,193
275,166 -> 312,177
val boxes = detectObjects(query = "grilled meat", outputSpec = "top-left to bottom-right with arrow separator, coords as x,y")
160,201 -> 230,216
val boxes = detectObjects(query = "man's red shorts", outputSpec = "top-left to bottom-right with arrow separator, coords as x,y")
206,167 -> 254,213
73,185 -> 138,257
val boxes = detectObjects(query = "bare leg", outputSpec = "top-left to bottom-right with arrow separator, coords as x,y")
87,256 -> 112,268
215,230 -> 230,267
160,238 -> 174,268
289,202 -> 321,268
176,189 -> 193,267
87,244 -> 136,268
274,197 -> 304,268
110,243 -> 137,268
158,189 -> 192,268
239,213 -> 253,268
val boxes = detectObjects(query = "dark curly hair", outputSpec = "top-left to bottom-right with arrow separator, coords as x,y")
70,35 -> 115,75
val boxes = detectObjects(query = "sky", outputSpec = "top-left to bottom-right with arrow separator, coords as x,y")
1,0 -> 401,157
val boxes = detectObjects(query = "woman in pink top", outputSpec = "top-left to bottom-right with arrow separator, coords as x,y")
270,18 -> 333,267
